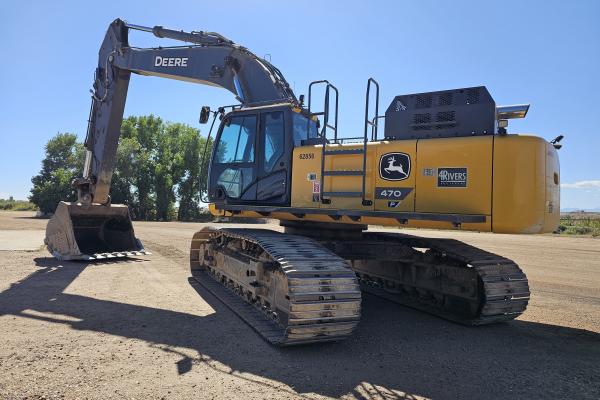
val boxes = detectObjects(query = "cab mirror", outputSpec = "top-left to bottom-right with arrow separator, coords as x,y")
199,106 -> 211,124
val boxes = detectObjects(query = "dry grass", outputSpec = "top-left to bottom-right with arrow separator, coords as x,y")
559,212 -> 600,236
0,198 -> 37,211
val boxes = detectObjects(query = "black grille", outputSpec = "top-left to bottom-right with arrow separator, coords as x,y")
436,111 -> 456,122
439,92 -> 453,106
415,94 -> 432,109
413,112 -> 431,131
466,88 -> 480,104
414,125 -> 432,131
414,113 -> 431,124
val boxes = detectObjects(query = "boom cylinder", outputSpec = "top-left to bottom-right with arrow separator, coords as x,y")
124,22 -> 232,46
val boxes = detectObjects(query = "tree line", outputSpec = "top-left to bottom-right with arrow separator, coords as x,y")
30,115 -> 213,221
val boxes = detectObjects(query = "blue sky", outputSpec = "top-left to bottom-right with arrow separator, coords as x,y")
1,0 -> 598,209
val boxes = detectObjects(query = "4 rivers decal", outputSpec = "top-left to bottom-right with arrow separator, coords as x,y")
437,168 -> 468,187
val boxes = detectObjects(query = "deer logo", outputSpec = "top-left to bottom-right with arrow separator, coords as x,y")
384,156 -> 408,177
380,152 -> 411,181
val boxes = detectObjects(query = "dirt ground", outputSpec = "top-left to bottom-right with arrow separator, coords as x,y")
0,210 -> 598,399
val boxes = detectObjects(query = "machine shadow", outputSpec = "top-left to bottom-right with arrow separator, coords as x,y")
1,257 -> 598,400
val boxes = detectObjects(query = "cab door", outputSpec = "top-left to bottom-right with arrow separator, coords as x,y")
256,110 -> 291,205
209,113 -> 258,203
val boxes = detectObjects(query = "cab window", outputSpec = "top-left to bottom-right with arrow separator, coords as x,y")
262,112 -> 285,172
292,113 -> 318,146
216,167 -> 254,198
213,115 -> 257,199
214,115 -> 256,163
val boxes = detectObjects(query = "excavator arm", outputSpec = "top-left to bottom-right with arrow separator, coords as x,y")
80,18 -> 296,205
45,19 -> 297,260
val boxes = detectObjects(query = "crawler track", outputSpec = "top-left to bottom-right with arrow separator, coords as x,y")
190,228 -> 361,345
337,232 -> 530,325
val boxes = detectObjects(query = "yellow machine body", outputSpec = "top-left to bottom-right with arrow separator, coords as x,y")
211,134 -> 560,234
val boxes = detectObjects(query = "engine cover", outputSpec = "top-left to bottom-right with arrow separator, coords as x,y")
384,86 -> 496,140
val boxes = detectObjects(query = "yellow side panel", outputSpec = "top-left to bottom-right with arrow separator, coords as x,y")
321,143 -> 376,210
291,143 -> 379,210
416,136 -> 493,215
492,135 -> 554,233
290,146 -> 323,208
374,141 -> 416,212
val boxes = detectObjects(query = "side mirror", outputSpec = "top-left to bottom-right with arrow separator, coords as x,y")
199,106 -> 211,124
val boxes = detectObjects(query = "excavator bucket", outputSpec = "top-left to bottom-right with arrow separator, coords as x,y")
44,201 -> 148,260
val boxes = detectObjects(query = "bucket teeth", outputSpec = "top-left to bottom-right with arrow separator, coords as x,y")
85,250 -> 151,260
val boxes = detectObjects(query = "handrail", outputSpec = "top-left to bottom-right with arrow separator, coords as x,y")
360,78 -> 380,206
308,80 -> 340,203
308,80 -> 339,141
199,111 -> 221,203
364,78 -> 380,141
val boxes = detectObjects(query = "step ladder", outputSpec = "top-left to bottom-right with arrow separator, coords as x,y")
308,79 -> 380,206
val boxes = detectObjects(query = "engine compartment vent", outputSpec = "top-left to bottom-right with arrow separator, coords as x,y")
384,86 -> 496,140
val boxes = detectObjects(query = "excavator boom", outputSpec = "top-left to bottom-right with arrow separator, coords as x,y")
46,19 -> 297,259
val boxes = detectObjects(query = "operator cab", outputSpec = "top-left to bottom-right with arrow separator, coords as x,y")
207,104 -> 317,206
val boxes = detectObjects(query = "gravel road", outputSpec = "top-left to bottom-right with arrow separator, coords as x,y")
0,211 -> 598,399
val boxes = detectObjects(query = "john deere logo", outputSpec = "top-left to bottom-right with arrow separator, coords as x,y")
380,152 -> 410,181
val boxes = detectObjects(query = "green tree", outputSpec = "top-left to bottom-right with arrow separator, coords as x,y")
177,126 -> 204,221
30,116 -> 211,221
110,137 -> 140,208
154,122 -> 187,221
119,115 -> 162,220
29,133 -> 83,213
118,116 -> 204,221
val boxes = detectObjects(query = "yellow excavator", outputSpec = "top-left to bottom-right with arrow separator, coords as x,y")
45,19 -> 561,345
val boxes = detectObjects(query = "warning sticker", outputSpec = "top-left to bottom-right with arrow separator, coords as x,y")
312,181 -> 321,194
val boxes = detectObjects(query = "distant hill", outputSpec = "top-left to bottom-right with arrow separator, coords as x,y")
561,208 -> 600,213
